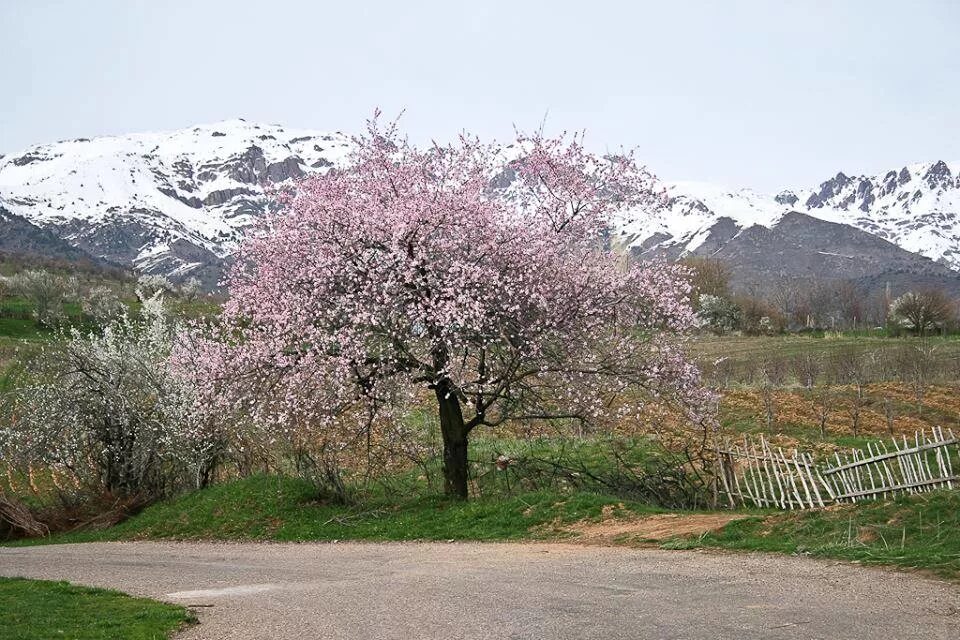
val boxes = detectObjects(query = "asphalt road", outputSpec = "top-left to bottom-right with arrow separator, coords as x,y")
2,542 -> 958,639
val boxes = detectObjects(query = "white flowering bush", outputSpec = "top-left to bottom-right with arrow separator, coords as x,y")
758,316 -> 776,336
0,294 -> 224,501
135,274 -> 174,302
696,294 -> 741,334
80,285 -> 126,325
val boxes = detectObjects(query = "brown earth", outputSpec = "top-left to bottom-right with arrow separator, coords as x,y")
560,504 -> 747,544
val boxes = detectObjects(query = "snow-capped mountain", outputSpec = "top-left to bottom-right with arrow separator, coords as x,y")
0,119 -> 958,293
0,119 -> 351,286
619,161 -> 960,270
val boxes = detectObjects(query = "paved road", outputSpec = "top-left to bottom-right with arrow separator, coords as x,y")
2,542 -> 958,639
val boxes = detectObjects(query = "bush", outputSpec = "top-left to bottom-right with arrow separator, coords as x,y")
696,294 -> 741,334
0,295 -> 223,505
80,285 -> 125,325
135,274 -> 174,301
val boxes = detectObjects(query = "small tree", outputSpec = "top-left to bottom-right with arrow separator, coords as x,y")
182,117 -> 712,499
833,347 -> 870,436
696,294 -> 741,335
758,358 -> 786,429
790,352 -> 821,389
682,257 -> 731,302
890,290 -> 954,336
896,342 -> 934,416
136,274 -> 174,302
9,269 -> 74,327
816,384 -> 831,439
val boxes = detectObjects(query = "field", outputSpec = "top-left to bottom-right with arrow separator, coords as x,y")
693,334 -> 960,446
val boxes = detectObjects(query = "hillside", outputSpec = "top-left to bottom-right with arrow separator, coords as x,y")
620,161 -> 960,271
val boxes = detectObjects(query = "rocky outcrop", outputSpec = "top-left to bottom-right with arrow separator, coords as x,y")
924,160 -> 953,190
203,187 -> 258,207
0,203 -> 110,267
265,157 -> 304,182
775,191 -> 798,206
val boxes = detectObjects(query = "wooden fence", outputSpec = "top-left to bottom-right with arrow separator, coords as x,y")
716,435 -> 829,509
716,427 -> 960,510
822,427 -> 958,503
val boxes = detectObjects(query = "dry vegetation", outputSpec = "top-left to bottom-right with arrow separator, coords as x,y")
689,335 -> 960,451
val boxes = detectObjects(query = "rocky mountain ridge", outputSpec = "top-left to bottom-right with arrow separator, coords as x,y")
0,120 -> 958,294
619,160 -> 960,271
0,120 -> 351,287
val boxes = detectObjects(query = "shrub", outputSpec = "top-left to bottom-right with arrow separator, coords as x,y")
0,295 -> 223,504
8,269 -> 76,327
696,294 -> 741,334
135,274 -> 174,301
80,285 -> 125,325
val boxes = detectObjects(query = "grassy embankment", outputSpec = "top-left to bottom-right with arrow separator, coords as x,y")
11,473 -> 959,581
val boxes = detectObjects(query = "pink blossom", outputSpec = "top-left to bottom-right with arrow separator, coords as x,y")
176,115 -> 712,498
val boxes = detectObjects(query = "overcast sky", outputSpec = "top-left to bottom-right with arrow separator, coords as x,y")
2,0 -> 957,191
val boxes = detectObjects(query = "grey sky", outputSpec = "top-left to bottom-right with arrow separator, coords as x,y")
2,0 -> 957,191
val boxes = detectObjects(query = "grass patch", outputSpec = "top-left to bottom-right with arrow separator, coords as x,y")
0,317 -> 48,340
7,475 -> 960,582
663,490 -> 960,580
0,577 -> 194,640
14,475 -> 663,545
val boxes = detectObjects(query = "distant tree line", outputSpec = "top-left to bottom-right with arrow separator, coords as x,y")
685,258 -> 958,336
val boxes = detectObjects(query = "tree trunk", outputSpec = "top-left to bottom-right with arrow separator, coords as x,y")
436,381 -> 469,500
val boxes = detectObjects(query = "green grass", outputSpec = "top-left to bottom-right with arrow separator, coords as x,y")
0,317 -> 49,339
9,473 -> 960,581
663,490 -> 960,580
0,577 -> 194,640
19,475 -> 661,545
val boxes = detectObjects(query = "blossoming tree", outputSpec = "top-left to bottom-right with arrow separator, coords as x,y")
189,117 -> 710,499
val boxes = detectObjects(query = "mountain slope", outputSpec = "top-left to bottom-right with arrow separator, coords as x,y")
619,160 -> 960,271
0,120 -> 351,287
0,197 -> 112,268
635,211 -> 960,296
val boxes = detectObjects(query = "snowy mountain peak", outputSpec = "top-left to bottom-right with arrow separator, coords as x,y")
0,120 -> 958,288
623,159 -> 960,270
0,121 -> 352,285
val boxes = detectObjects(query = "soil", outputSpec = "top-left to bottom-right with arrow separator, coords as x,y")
563,504 -> 747,544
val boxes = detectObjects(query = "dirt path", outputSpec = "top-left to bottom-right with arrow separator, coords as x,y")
2,541 -> 958,639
